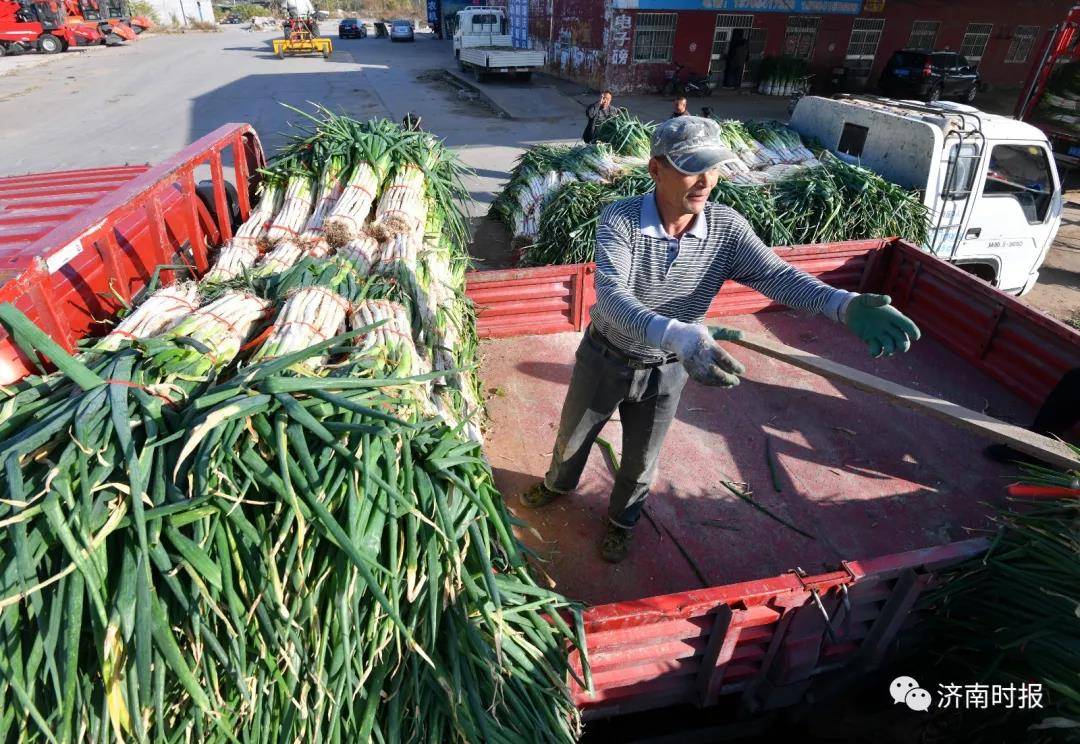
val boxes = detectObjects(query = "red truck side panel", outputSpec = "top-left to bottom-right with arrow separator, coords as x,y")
0,124 -> 264,383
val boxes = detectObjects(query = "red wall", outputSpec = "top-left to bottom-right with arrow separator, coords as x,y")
532,0 -> 1075,95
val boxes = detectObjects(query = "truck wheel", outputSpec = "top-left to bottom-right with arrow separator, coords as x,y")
37,33 -> 63,54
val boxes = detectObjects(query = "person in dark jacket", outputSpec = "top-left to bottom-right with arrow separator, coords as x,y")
669,97 -> 689,119
583,90 -> 615,143
724,36 -> 749,89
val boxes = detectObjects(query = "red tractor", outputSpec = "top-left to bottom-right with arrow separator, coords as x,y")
0,0 -> 101,55
65,0 -> 152,44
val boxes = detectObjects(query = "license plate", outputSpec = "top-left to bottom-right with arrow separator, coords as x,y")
894,69 -> 910,77
1068,145 -> 1080,157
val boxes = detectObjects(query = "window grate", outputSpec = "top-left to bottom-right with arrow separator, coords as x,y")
846,17 -> 885,73
907,20 -> 939,51
634,12 -> 677,63
784,15 -> 820,60
716,14 -> 754,29
1005,25 -> 1039,64
960,22 -> 993,62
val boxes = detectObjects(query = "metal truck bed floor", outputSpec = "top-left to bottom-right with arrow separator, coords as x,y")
479,311 -> 1031,606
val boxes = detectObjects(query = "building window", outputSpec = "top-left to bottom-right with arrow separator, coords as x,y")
634,12 -> 677,63
846,17 -> 885,77
907,20 -> 939,50
1005,25 -> 1039,64
960,22 -> 993,64
784,16 -> 820,60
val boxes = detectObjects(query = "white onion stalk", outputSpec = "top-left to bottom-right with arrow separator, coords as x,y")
166,291 -> 270,371
373,164 -> 426,239
323,161 -> 382,247
95,282 -> 201,351
205,181 -> 284,282
348,299 -> 438,418
252,237 -> 306,279
300,156 -> 348,257
266,174 -> 315,244
253,286 -> 350,370
340,232 -> 380,277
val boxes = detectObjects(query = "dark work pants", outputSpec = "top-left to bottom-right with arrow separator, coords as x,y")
544,329 -> 689,528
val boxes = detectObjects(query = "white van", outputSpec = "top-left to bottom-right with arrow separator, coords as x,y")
790,95 -> 1063,295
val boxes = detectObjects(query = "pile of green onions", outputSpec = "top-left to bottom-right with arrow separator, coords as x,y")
916,453 -> 1079,742
514,150 -> 928,266
488,143 -> 634,244
0,110 -> 588,742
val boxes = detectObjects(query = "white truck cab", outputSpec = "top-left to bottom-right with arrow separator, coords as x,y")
453,6 -> 510,55
790,96 -> 1063,295
452,6 -> 545,83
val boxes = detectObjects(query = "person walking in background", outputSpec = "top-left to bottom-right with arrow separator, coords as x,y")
584,90 -> 615,144
669,97 -> 689,119
724,34 -> 749,89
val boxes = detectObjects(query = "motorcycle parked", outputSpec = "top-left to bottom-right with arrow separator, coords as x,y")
660,62 -> 714,97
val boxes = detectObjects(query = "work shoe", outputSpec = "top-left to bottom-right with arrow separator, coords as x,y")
519,480 -> 563,509
599,523 -> 633,563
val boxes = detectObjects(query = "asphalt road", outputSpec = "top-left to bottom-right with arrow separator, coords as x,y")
0,26 -> 583,217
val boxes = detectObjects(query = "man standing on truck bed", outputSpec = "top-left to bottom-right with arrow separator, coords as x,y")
519,116 -> 922,563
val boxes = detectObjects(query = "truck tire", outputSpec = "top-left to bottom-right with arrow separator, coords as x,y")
195,180 -> 240,233
37,33 -> 63,54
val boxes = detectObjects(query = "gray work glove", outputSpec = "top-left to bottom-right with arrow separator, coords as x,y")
659,319 -> 745,387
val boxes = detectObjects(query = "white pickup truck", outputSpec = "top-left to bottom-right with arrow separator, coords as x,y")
791,95 -> 1063,295
453,7 -> 545,83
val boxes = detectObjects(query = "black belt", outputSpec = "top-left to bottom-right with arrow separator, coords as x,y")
587,325 -> 679,370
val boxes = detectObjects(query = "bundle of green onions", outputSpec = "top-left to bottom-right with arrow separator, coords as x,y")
299,152 -> 349,257
0,111 -> 588,743
592,111 -> 654,159
746,120 -> 817,164
488,143 -> 630,244
204,178 -> 284,283
93,281 -> 201,352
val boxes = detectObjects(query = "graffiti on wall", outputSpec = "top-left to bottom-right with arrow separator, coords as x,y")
607,14 -> 631,65
553,17 -> 602,78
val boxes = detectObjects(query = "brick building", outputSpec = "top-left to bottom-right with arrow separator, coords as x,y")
510,0 -> 1074,97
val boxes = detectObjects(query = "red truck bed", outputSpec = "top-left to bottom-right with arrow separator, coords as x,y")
465,238 -> 1080,719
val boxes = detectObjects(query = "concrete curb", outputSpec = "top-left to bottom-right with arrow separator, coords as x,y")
443,67 -> 514,119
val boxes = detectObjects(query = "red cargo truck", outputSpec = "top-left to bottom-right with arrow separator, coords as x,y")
1,123 -> 1077,727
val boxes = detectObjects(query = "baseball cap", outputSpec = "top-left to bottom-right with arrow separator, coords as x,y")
650,116 -> 734,175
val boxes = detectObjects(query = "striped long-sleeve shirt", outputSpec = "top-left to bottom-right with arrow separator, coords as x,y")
589,192 -> 856,362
